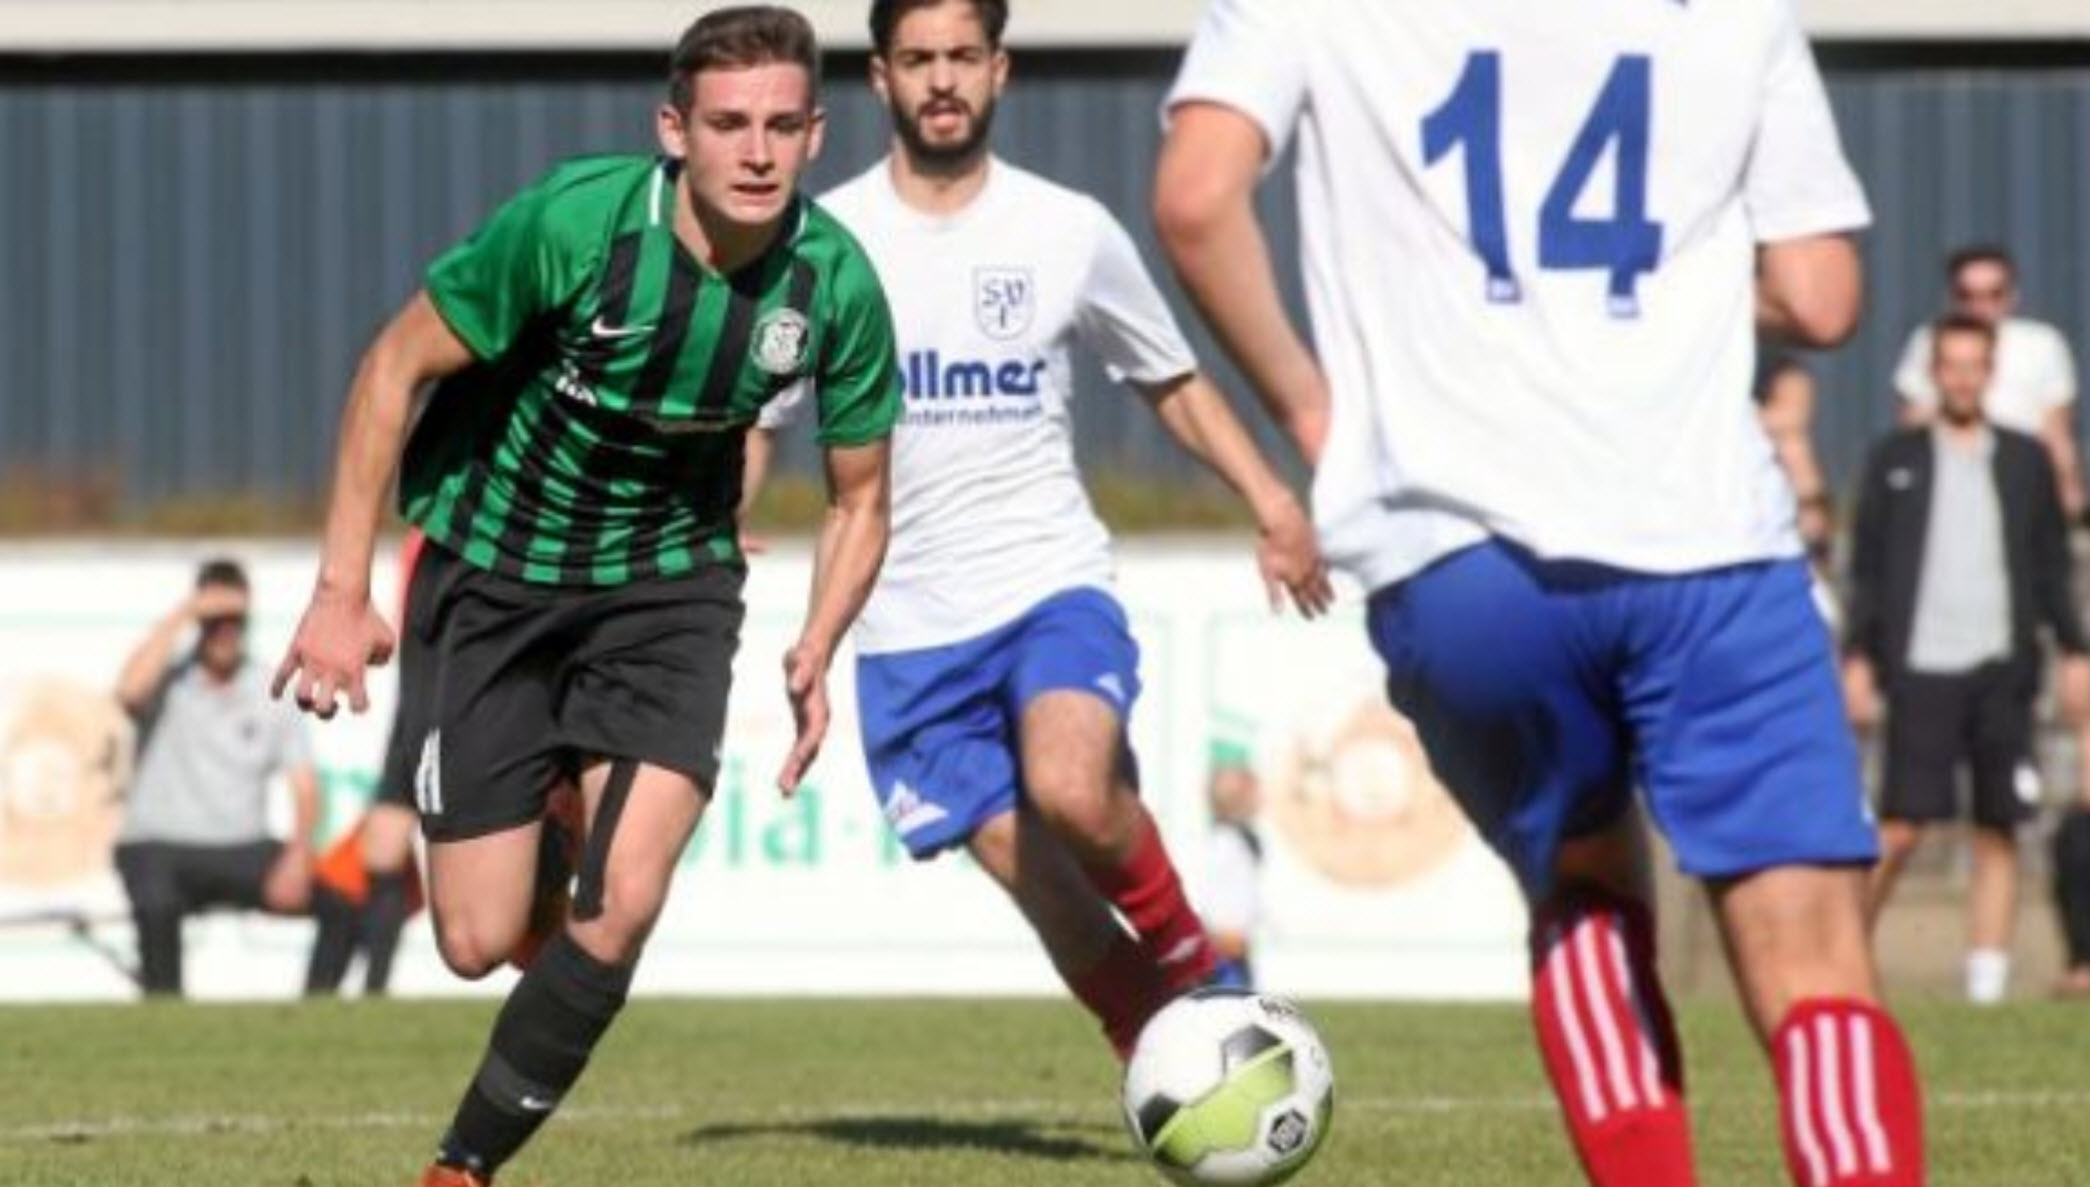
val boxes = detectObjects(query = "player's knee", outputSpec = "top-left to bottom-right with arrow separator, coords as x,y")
1030,777 -> 1130,853
432,919 -> 513,980
576,869 -> 668,963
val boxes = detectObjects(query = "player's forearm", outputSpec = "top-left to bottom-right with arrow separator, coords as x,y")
1157,210 -> 1329,465
315,293 -> 471,603
1756,235 -> 1863,348
1776,433 -> 1829,502
796,458 -> 890,666
315,359 -> 415,603
1145,375 -> 1297,524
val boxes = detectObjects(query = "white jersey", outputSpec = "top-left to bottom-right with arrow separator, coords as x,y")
1168,0 -> 1871,589
1894,316 -> 2076,435
775,158 -> 1197,654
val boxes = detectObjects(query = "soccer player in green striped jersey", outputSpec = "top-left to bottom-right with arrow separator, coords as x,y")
272,8 -> 900,1185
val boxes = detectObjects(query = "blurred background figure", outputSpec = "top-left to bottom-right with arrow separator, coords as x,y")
1893,245 -> 2082,517
111,558 -> 319,997
2052,799 -> 2090,997
1846,314 -> 2090,1004
1202,744 -> 1263,990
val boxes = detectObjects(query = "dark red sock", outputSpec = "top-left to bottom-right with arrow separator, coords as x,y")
1064,929 -> 1176,1060
1529,894 -> 1696,1187
1085,812 -> 1216,993
1772,998 -> 1924,1187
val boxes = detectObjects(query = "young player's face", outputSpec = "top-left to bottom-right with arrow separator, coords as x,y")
1931,329 -> 1995,426
873,1 -> 1008,168
1950,259 -> 2017,326
659,61 -> 824,232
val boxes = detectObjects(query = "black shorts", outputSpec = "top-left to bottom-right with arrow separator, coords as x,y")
113,839 -> 284,914
402,542 -> 745,842
374,544 -> 438,811
1880,663 -> 2039,831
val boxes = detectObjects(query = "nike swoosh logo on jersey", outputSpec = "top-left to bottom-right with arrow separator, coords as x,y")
590,316 -> 655,339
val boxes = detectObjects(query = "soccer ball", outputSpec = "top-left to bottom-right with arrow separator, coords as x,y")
1121,989 -> 1335,1185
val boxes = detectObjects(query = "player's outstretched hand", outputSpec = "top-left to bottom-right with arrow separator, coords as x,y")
1257,493 -> 1334,618
778,642 -> 830,795
272,588 -> 395,721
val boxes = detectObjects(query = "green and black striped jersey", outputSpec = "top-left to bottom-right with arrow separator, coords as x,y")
402,154 -> 901,586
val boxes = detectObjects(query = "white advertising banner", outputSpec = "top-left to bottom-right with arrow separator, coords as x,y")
0,539 -> 1526,1003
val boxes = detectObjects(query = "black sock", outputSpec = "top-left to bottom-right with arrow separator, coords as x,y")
435,931 -> 634,1177
134,908 -> 183,996
361,871 -> 410,996
2055,807 -> 2090,967
304,886 -> 360,995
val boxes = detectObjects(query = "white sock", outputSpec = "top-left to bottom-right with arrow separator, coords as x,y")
1967,948 -> 2011,1005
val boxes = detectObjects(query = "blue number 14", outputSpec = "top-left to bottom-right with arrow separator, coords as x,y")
1422,52 -> 1664,317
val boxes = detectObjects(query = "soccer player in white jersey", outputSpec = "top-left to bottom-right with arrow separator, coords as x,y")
1157,3 -> 1924,1185
751,0 -> 1329,1058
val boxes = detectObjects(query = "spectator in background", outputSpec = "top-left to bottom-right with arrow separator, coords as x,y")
113,558 -> 318,997
1202,748 -> 1263,989
1845,314 -> 2090,1004
1894,245 -> 2082,517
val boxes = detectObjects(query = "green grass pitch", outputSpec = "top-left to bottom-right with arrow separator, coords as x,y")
4,997 -> 2088,1185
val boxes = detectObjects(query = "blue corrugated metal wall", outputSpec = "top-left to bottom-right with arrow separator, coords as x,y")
0,51 -> 2084,511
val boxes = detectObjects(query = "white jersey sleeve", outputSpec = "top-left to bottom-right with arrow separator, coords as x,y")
1074,210 -> 1198,386
1744,2 -> 1871,242
1165,0 -> 1309,162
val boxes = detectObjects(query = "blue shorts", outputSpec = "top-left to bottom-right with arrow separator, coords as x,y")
856,588 -> 1142,859
1367,541 -> 1877,899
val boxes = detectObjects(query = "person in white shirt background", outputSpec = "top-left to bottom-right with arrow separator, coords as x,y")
748,0 -> 1328,1060
1200,749 -> 1262,991
1894,245 -> 2082,517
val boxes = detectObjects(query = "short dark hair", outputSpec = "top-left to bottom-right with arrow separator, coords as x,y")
668,5 -> 821,113
194,557 -> 249,592
1946,244 -> 2016,285
1932,311 -> 1998,351
869,0 -> 1008,56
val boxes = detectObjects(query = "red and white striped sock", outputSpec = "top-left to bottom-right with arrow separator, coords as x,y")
1529,894 -> 1696,1187
1773,998 -> 1924,1187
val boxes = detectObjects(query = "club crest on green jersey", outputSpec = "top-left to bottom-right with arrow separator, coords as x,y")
755,307 -> 811,377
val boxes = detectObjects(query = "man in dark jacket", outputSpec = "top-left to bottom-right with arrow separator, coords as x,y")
1845,312 -> 2090,1004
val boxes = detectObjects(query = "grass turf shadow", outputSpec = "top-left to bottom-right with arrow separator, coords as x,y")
681,1114 -> 1133,1163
